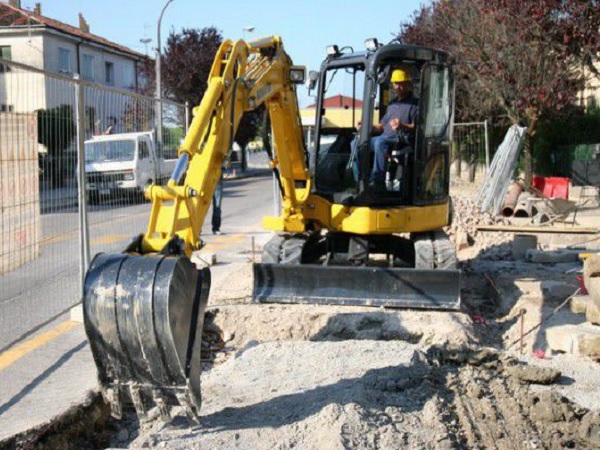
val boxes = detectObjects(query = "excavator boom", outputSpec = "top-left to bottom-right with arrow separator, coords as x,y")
82,36 -> 308,421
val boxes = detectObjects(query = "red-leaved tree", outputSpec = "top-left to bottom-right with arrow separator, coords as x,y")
401,0 -> 600,185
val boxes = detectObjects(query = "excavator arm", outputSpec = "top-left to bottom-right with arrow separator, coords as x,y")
141,36 -> 310,256
82,37 -> 308,422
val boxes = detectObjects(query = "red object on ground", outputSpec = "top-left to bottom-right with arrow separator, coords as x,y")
471,315 -> 486,324
532,176 -> 569,199
575,275 -> 589,295
533,349 -> 546,359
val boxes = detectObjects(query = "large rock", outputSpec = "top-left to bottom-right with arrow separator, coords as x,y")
584,254 -> 600,302
526,249 -> 580,264
570,295 -> 590,314
541,280 -> 578,302
545,324 -> 600,358
586,296 -> 600,325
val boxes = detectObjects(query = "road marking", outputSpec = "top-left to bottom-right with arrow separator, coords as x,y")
0,321 -> 79,371
91,234 -> 131,245
201,234 -> 246,251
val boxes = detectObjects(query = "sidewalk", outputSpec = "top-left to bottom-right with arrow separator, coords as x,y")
0,317 -> 97,443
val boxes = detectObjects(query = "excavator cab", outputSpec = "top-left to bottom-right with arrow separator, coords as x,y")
310,41 -> 454,208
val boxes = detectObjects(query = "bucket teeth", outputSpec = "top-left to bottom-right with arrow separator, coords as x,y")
177,390 -> 200,422
104,386 -> 122,420
130,385 -> 147,420
153,390 -> 170,422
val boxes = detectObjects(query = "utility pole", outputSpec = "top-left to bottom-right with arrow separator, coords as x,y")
155,0 -> 174,154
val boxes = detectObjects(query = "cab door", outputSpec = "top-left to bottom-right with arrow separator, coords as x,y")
413,64 -> 454,205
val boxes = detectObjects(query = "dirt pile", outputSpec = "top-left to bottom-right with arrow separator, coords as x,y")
447,196 -> 513,257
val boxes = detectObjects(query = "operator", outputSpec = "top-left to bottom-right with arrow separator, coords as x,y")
354,68 -> 418,189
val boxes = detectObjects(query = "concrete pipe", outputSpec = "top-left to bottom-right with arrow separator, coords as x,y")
514,192 -> 535,218
501,183 -> 523,217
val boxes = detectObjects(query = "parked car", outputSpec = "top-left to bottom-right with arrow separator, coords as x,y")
84,131 -> 177,203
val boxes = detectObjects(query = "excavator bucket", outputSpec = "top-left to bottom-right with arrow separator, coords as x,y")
253,264 -> 461,310
83,252 -> 210,421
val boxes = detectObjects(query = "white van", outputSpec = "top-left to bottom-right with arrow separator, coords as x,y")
84,131 -> 177,203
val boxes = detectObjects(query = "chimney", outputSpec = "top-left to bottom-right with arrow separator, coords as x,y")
8,0 -> 22,9
34,3 -> 41,15
78,13 -> 89,33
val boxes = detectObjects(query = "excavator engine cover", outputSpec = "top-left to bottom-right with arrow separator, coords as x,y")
83,252 -> 210,421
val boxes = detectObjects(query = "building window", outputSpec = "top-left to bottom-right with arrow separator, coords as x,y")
105,61 -> 114,85
1,104 -> 14,112
0,46 -> 12,72
59,47 -> 72,74
82,54 -> 94,81
123,64 -> 134,89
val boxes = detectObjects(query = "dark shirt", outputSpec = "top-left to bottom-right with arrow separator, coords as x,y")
381,95 -> 419,145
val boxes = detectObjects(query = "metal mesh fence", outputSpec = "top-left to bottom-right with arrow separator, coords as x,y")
0,58 -> 186,351
451,121 -> 490,183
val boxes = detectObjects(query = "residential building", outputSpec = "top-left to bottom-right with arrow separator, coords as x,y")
0,0 -> 149,125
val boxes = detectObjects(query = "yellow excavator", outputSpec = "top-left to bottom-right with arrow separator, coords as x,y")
83,36 -> 459,421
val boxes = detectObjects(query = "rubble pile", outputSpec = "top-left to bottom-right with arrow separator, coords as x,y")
200,310 -> 227,367
447,196 -> 513,254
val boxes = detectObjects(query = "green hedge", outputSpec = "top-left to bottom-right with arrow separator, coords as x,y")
534,107 -> 600,176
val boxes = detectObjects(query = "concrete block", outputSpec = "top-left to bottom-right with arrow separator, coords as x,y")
526,249 -> 580,264
571,295 -> 591,314
545,323 -> 600,358
512,234 -> 537,260
589,278 -> 600,303
541,280 -> 578,302
586,296 -> 600,325
584,254 -> 600,302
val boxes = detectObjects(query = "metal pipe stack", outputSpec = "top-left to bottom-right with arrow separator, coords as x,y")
476,125 -> 527,215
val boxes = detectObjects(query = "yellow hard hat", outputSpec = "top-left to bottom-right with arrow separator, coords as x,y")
391,69 -> 410,83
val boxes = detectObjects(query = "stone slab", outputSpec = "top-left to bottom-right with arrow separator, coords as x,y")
586,296 -> 600,325
545,323 -> 600,358
571,295 -> 591,315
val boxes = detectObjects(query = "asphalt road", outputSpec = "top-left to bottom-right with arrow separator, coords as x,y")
0,174 -> 277,349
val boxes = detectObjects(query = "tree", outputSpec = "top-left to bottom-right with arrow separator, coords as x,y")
161,27 -> 263,157
37,105 -> 75,187
162,27 -> 223,107
401,0 -> 600,185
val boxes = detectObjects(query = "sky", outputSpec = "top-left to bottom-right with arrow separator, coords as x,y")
21,0 -> 427,106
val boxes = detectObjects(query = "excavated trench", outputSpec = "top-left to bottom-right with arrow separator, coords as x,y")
3,303 -> 599,450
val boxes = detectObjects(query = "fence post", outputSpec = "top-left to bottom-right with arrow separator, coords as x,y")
74,75 -> 91,293
484,119 -> 490,170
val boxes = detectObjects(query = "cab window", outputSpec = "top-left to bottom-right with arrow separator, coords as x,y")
139,140 -> 150,159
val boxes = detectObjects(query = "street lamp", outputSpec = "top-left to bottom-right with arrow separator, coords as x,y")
242,26 -> 255,41
156,0 -> 175,153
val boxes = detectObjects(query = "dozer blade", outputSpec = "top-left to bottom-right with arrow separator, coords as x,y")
253,264 -> 460,310
83,252 -> 210,421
